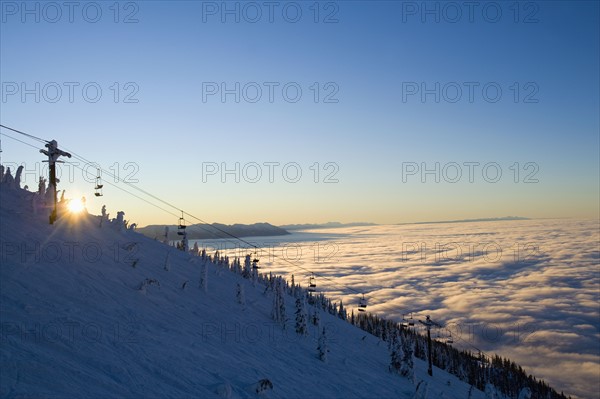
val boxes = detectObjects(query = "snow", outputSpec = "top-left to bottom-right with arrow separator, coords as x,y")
0,184 -> 486,398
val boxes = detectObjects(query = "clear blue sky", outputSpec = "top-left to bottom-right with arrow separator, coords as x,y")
1,1 -> 598,226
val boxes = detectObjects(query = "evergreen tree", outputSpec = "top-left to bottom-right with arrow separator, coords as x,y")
243,254 -> 251,278
2,167 -> 13,187
311,307 -> 320,327
278,279 -> 286,327
400,336 -> 415,379
200,260 -> 208,293
317,327 -> 328,362
181,233 -> 189,253
295,297 -> 307,335
37,176 -> 46,196
271,279 -> 286,327
338,300 -> 346,320
14,165 -> 23,189
389,338 -> 403,374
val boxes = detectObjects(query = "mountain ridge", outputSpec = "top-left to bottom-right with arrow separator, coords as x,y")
137,222 -> 290,240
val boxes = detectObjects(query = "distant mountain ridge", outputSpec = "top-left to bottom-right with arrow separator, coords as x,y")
137,222 -> 290,240
279,218 -> 529,230
398,216 -> 530,225
279,222 -> 378,230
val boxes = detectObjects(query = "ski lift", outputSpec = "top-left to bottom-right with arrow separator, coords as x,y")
177,211 -> 186,236
402,313 -> 415,327
94,169 -> 103,197
308,274 -> 316,293
252,252 -> 260,269
358,294 -> 367,312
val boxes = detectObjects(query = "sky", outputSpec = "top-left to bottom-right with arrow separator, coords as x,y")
1,0 -> 599,226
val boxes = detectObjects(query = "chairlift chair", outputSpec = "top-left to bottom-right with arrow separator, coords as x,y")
358,294 -> 367,312
308,274 -> 316,293
402,313 -> 415,327
252,252 -> 260,269
94,169 -> 103,197
177,212 -> 186,236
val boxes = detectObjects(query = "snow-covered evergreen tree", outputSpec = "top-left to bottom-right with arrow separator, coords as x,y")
390,338 -> 403,375
311,307 -> 320,327
37,176 -> 46,196
243,254 -> 251,278
317,327 -> 328,362
3,167 -> 14,188
181,233 -> 189,253
338,300 -> 346,320
278,280 -> 286,326
271,278 -> 286,327
14,165 -> 23,189
295,297 -> 307,336
271,277 -> 287,329
200,260 -> 208,293
400,336 -> 415,379
115,211 -> 125,231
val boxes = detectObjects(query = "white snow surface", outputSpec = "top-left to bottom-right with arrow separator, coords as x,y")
0,185 -> 486,398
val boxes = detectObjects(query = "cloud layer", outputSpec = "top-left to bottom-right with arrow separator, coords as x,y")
194,219 -> 600,399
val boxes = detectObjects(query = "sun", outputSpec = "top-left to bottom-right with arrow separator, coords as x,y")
67,198 -> 86,214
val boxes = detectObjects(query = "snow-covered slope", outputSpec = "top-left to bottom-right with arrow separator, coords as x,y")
0,184 -> 485,398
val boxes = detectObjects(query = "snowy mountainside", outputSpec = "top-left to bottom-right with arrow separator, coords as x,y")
0,183 -> 486,398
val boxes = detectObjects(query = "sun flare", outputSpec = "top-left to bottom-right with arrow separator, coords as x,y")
67,198 -> 85,214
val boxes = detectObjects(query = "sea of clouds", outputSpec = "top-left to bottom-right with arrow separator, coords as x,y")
194,219 -> 599,399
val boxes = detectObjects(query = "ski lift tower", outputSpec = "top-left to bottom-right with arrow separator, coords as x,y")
419,315 -> 441,376
40,140 -> 71,224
